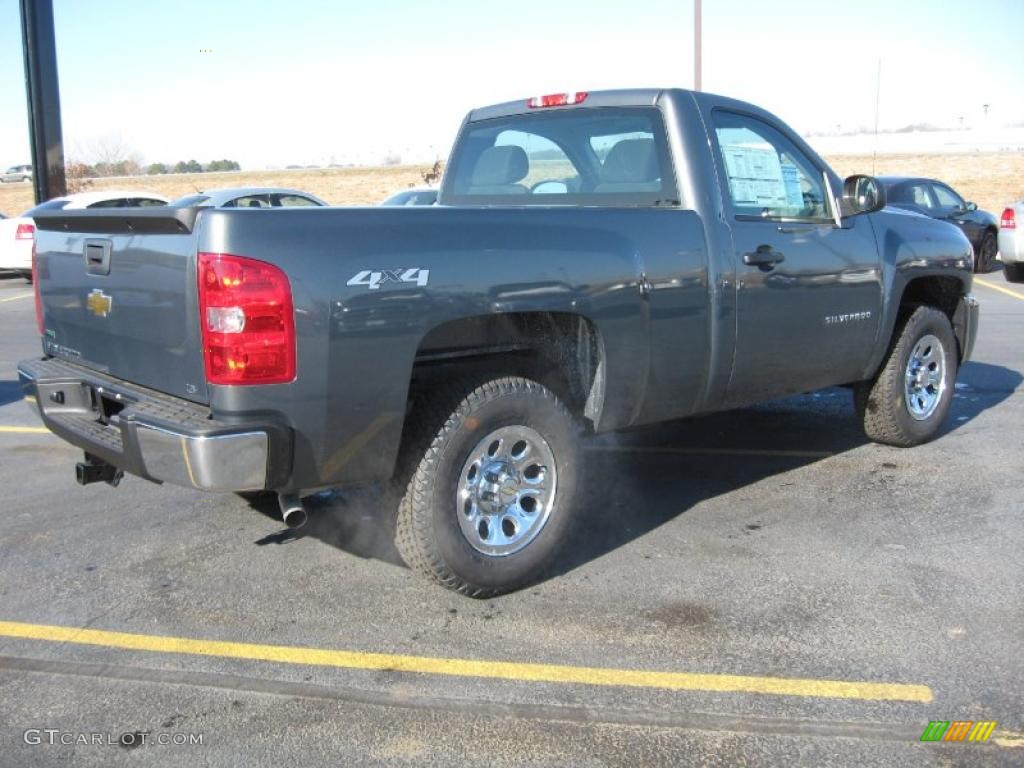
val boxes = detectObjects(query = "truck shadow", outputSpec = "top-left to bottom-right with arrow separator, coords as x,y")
0,380 -> 24,407
249,361 -> 1020,582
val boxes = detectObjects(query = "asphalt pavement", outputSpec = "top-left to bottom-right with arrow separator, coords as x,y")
0,271 -> 1020,767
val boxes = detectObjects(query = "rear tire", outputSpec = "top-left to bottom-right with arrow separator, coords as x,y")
1005,263 -> 1024,283
975,232 -> 997,273
394,376 -> 582,597
855,306 -> 957,447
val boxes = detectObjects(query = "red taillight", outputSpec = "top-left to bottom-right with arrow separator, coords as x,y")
197,252 -> 295,385
15,222 -> 35,240
526,91 -> 588,108
32,243 -> 44,335
1000,208 -> 1016,229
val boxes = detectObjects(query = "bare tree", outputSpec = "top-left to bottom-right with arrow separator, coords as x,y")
86,133 -> 144,177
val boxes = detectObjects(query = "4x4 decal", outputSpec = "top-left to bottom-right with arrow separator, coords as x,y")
347,268 -> 430,291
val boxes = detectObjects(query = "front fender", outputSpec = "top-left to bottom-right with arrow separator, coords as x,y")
863,208 -> 973,379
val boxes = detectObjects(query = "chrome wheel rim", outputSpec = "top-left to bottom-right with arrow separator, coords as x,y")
456,425 -> 557,556
904,333 -> 946,420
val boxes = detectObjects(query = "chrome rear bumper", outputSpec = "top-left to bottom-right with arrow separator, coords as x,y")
18,357 -> 290,492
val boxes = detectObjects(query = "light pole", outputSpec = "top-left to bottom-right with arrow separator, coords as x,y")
694,0 -> 702,91
20,0 -> 66,203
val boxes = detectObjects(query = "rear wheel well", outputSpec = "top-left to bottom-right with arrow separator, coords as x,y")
407,312 -> 605,429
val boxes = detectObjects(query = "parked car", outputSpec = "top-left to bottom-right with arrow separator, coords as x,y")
1,164 -> 32,183
998,201 -> 1024,283
381,187 -> 439,206
21,88 -> 978,597
170,187 -> 327,208
880,177 -> 999,273
0,190 -> 168,279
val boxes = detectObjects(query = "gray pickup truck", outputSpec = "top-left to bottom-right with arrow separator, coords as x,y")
20,88 -> 978,597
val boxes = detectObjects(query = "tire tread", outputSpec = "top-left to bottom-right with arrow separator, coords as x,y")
856,306 -> 955,447
394,376 -> 574,598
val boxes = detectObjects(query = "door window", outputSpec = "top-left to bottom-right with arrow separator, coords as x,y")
906,183 -> 934,209
931,184 -> 965,212
712,111 -> 829,221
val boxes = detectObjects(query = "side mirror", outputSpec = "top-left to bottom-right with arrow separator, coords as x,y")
840,175 -> 886,217
965,201 -> 978,212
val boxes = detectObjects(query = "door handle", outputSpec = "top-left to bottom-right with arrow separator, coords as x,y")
743,244 -> 785,267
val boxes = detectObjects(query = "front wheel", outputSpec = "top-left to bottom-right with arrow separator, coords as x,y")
855,306 -> 958,447
395,377 -> 582,597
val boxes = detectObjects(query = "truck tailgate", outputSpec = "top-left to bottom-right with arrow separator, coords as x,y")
33,208 -> 209,404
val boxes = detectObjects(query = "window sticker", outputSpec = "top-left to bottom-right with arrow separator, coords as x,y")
781,163 -> 804,208
720,144 -> 788,209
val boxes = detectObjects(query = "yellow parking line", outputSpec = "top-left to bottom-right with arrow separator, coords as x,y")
0,620 -> 932,702
0,292 -> 33,303
587,445 -> 832,459
975,277 -> 1024,301
0,426 -> 49,434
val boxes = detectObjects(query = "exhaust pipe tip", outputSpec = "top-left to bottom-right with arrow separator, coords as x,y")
277,493 -> 308,529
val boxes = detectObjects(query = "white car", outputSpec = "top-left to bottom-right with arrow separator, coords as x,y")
999,201 -> 1024,283
169,187 -> 327,209
0,190 -> 168,278
1,164 -> 32,183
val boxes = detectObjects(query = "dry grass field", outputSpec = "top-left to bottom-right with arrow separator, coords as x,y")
827,153 -> 1024,217
1,152 -> 1021,218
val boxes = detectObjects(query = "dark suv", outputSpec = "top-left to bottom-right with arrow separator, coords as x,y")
880,176 -> 998,273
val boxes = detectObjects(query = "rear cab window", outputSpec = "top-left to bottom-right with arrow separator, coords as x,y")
445,108 -> 678,206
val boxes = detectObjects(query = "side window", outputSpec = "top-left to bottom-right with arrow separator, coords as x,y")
275,194 -> 320,207
130,198 -> 167,208
87,198 -> 128,208
712,111 -> 829,220
931,184 -> 964,212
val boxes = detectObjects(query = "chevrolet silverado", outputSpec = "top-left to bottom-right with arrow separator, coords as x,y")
19,88 -> 979,596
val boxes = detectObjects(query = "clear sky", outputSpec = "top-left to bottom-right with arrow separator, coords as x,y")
1,0 -> 1022,169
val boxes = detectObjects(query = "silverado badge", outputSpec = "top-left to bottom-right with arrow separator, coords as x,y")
86,289 -> 113,318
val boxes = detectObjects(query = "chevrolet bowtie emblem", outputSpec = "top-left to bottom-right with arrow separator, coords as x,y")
86,289 -> 113,318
